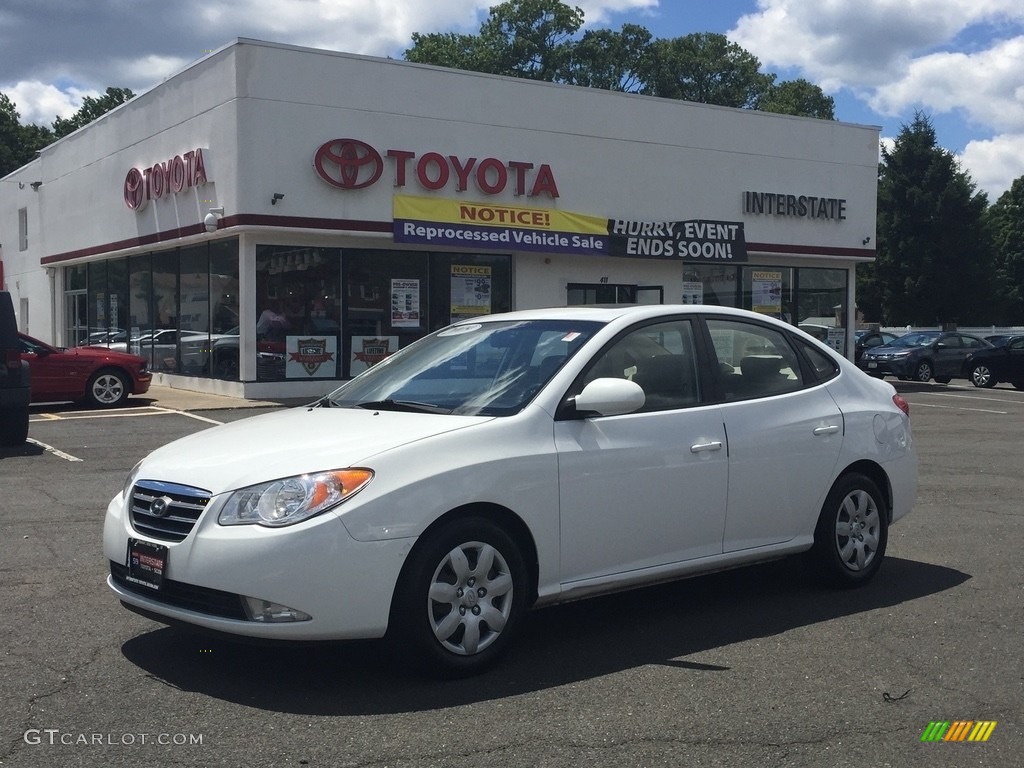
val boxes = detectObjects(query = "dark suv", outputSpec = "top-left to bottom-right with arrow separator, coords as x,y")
0,291 -> 31,445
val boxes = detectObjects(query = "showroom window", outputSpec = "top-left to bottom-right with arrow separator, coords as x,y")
567,283 -> 664,305
342,250 -> 511,379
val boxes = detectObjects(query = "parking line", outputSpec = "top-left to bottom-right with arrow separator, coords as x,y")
908,402 -> 1009,415
26,438 -> 83,462
926,392 -> 1024,406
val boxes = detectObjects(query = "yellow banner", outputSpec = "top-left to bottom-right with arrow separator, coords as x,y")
394,194 -> 607,235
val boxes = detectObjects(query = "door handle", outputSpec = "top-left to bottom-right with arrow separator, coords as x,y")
690,441 -> 724,453
813,425 -> 840,436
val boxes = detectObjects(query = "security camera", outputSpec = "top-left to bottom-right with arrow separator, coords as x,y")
203,212 -> 219,232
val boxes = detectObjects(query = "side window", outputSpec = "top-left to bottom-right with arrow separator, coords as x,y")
1009,338 -> 1024,352
865,335 -> 884,349
941,335 -> 962,348
581,319 -> 700,411
797,339 -> 840,383
707,318 -> 804,401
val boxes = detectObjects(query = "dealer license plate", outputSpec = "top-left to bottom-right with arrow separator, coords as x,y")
126,539 -> 167,591
868,361 -> 878,368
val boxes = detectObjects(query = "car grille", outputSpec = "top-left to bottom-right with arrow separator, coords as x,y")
109,561 -> 247,620
130,480 -> 211,542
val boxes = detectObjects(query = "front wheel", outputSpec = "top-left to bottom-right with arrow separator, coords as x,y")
970,364 -> 996,388
389,517 -> 529,677
808,473 -> 888,588
914,360 -> 932,382
85,369 -> 130,407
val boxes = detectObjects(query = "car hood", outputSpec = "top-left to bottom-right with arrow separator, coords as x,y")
133,406 -> 493,494
78,345 -> 147,364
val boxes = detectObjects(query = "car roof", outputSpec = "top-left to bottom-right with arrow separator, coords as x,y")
451,304 -> 786,326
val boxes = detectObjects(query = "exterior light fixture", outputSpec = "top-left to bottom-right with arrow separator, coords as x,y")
271,193 -> 284,205
204,207 -> 224,233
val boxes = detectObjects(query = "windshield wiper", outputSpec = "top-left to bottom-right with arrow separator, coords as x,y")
354,399 -> 452,414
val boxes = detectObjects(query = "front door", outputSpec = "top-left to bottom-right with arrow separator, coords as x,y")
555,318 -> 728,584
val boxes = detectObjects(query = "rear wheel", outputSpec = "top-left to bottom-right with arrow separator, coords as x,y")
914,360 -> 932,382
808,473 -> 888,587
389,517 -> 529,677
85,369 -> 130,407
970,363 -> 996,388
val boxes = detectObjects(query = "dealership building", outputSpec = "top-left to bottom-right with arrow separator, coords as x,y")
0,38 -> 879,400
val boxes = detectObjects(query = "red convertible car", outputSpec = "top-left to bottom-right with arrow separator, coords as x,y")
19,333 -> 151,407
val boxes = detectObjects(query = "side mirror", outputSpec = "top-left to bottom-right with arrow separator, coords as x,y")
573,377 -> 645,417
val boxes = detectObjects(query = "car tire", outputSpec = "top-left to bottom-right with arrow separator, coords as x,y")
970,364 -> 996,388
85,369 -> 130,407
0,405 -> 30,446
1013,381 -> 1024,391
389,516 -> 529,677
213,351 -> 239,379
808,473 -> 888,588
914,360 -> 932,382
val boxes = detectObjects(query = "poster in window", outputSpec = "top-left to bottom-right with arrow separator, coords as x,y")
350,335 -> 399,375
286,335 -> 338,379
681,281 -> 703,305
451,265 -> 492,323
752,270 -> 782,316
391,279 -> 420,328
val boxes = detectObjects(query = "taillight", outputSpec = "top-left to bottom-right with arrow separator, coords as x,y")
893,393 -> 910,417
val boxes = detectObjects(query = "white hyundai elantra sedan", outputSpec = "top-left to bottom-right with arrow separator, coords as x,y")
104,305 -> 917,676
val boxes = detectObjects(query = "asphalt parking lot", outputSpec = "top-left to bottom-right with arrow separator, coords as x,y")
0,381 -> 1021,768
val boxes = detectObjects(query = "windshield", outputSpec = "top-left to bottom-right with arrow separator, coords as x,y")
325,319 -> 601,416
888,332 -> 939,348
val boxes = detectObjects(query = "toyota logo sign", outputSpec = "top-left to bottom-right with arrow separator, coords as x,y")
313,139 -> 383,190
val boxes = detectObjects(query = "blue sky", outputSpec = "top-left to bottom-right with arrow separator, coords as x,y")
1,0 -> 1022,199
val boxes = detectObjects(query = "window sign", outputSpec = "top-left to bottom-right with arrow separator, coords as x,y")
752,271 -> 783,316
391,279 -> 421,328
682,281 -> 703,305
450,265 -> 492,323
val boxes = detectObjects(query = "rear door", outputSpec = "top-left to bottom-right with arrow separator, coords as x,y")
704,316 -> 844,550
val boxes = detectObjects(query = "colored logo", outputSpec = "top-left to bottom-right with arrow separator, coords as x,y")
920,721 -> 997,742
289,338 -> 335,376
313,139 -> 383,189
353,338 -> 392,367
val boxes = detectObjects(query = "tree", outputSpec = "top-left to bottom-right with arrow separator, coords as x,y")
404,2 -> 834,119
757,78 -> 835,119
0,93 -> 53,176
859,113 -> 994,325
986,176 -> 1024,323
406,0 -> 583,80
638,33 -> 774,108
559,24 -> 651,91
52,87 -> 135,139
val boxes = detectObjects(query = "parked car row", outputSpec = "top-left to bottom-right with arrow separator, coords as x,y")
856,330 -> 1024,389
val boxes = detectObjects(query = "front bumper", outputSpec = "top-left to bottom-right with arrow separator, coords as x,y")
103,490 -> 414,641
858,356 -> 914,377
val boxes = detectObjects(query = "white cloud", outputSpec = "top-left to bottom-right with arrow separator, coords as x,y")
731,0 -> 1024,195
959,134 -> 1024,199
5,81 -> 90,125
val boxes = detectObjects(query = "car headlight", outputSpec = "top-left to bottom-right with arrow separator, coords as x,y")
892,351 -> 912,357
218,469 -> 374,527
123,461 -> 143,500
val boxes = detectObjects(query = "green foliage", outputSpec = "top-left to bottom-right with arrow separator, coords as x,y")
560,24 -> 651,91
51,87 -> 135,139
404,1 -> 831,118
758,78 -> 835,119
639,33 -> 774,108
860,113 -> 994,326
986,177 -> 1024,322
